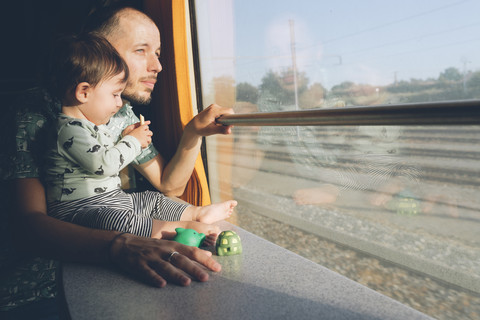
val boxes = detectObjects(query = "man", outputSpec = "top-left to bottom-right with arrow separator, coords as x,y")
1,5 -> 233,319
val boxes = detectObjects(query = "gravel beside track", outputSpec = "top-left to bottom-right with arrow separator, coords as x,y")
230,207 -> 480,320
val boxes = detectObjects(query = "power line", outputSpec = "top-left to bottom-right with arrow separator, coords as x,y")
297,0 -> 472,50
338,21 -> 480,58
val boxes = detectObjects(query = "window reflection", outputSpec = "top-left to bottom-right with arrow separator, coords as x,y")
219,122 -> 480,319
195,1 -> 480,318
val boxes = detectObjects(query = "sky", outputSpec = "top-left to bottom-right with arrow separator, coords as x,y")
195,0 -> 480,90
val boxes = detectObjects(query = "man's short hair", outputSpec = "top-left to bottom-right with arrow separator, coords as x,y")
81,1 -> 149,38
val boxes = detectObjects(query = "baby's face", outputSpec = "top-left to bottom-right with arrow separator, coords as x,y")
81,72 -> 127,125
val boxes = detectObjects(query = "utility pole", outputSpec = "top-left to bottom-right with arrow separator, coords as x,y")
289,19 -> 299,111
462,57 -> 470,94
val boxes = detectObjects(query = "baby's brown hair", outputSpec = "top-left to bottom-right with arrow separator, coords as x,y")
46,33 -> 129,104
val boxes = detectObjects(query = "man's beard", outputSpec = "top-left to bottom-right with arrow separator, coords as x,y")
122,90 -> 152,106
122,76 -> 158,106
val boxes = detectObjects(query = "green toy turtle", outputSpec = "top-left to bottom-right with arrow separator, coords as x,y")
215,230 -> 242,256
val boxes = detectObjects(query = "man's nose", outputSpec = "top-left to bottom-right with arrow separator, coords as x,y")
149,55 -> 162,73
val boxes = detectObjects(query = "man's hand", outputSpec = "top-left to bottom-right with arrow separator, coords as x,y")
109,233 -> 221,287
185,104 -> 234,137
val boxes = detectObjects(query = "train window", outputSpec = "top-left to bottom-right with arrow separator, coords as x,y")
192,1 -> 480,319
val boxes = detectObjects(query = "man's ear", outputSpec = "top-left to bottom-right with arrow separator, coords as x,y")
75,82 -> 91,103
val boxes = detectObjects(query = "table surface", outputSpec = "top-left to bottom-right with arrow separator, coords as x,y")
61,222 -> 432,320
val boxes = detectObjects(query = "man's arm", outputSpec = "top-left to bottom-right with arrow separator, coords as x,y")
13,178 -> 116,261
134,104 -> 234,197
12,178 -> 221,286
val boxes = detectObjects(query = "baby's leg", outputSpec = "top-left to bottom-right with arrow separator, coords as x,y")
151,220 -> 220,240
132,190 -> 190,222
181,200 -> 237,224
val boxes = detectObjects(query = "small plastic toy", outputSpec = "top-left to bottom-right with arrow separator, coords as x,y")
389,190 -> 420,216
215,230 -> 242,256
173,228 -> 206,247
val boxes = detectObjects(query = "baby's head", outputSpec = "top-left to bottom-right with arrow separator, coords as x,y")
46,33 -> 129,105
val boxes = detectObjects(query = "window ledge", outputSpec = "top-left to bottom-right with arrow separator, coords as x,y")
61,222 -> 432,319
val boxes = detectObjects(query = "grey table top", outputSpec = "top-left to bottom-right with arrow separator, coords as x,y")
61,222 -> 432,320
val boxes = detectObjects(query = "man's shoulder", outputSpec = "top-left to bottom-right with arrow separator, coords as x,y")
14,87 -> 59,110
15,91 -> 60,141
12,88 -> 61,126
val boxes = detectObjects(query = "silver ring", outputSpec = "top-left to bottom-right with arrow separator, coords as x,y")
167,251 -> 179,262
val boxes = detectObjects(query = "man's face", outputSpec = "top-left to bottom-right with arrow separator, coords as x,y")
109,16 -> 162,106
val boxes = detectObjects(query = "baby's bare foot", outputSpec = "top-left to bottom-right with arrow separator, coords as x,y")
370,192 -> 392,207
196,200 -> 237,224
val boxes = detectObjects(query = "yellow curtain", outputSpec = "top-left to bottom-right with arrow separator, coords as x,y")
144,0 -> 211,206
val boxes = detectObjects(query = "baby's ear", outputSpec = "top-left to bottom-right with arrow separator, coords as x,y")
75,82 -> 91,103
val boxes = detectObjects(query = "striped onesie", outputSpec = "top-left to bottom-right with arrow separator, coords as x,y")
46,111 -> 188,237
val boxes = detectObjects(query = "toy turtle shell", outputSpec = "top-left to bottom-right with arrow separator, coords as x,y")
390,190 -> 420,216
216,230 -> 242,256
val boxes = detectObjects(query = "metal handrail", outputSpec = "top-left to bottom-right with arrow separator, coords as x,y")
215,100 -> 480,126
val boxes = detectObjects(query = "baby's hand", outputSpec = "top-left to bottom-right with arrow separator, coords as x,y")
123,120 -> 153,148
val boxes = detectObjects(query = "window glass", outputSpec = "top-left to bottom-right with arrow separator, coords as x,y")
194,1 -> 480,319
